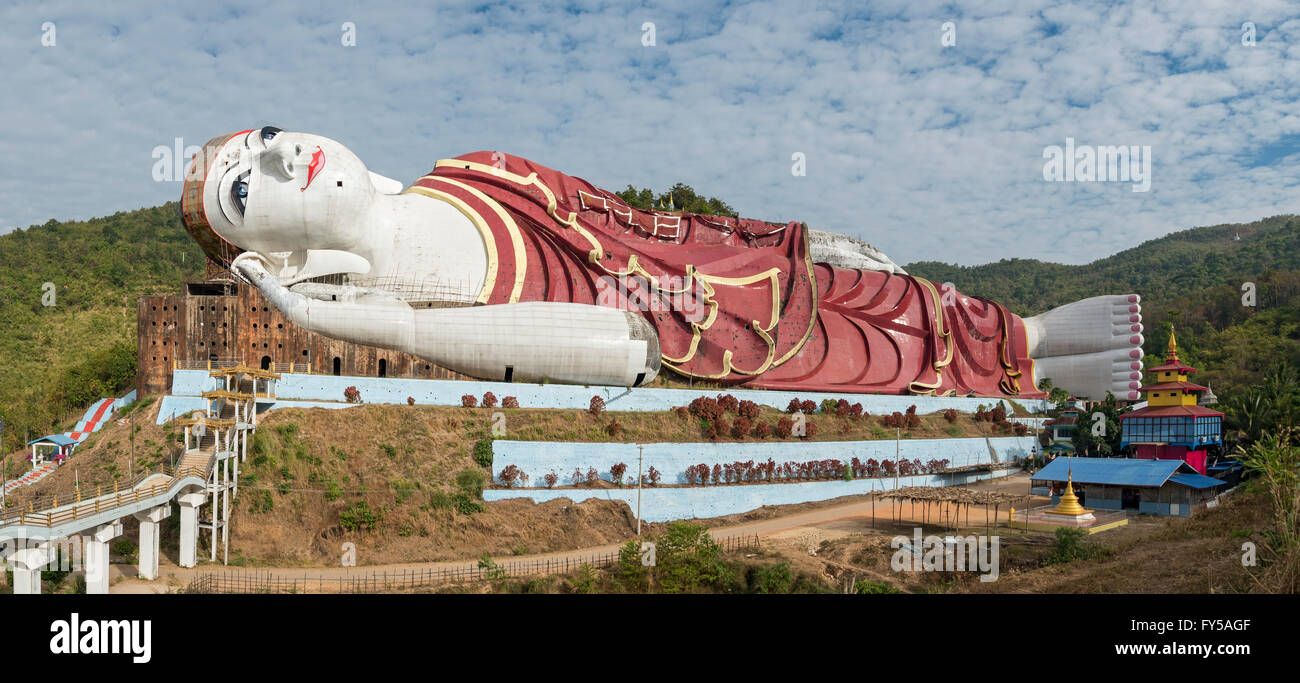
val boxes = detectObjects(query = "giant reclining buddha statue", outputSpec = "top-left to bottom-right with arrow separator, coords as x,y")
180,127 -> 1146,400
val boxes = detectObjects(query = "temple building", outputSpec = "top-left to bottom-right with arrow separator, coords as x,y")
135,269 -> 468,397
1118,328 -> 1223,474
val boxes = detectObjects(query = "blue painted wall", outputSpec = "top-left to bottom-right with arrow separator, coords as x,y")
484,468 -> 1017,523
490,436 -> 1035,485
169,369 -> 1019,415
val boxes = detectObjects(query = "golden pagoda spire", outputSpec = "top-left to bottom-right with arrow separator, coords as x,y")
1166,326 -> 1179,363
1046,467 -> 1093,517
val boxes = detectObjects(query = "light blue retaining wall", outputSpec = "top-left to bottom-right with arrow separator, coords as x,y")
154,395 -> 358,425
484,468 -> 1017,522
490,436 -> 1036,485
169,369 -> 1019,415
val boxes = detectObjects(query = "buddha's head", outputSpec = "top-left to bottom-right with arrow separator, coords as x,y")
180,127 -> 380,265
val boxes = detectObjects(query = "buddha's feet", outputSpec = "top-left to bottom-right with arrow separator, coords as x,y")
1023,294 -> 1144,400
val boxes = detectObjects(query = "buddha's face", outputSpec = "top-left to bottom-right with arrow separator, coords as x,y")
182,127 -> 376,260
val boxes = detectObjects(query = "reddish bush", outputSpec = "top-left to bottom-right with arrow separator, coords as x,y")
406,396 -> 415,406
344,386 -> 362,404
672,405 -> 690,420
731,416 -> 752,439
502,396 -> 520,409
991,404 -> 1008,422
498,464 -> 526,487
717,393 -> 739,413
786,398 -> 803,413
543,471 -> 559,488
835,398 -> 852,416
775,417 -> 794,438
707,418 -> 730,441
905,404 -> 921,429
647,466 -> 661,486
571,468 -> 584,485
605,419 -> 624,438
737,399 -> 761,420
461,394 -> 478,408
586,467 -> 599,485
752,421 -> 771,439
610,462 -> 627,484
942,408 -> 958,423
881,459 -> 897,475
1013,422 -> 1029,436
589,395 -> 606,415
481,392 -> 498,408
684,464 -> 702,485
851,402 -> 864,417
800,399 -> 817,414
689,397 -> 723,421
712,464 -> 722,483
803,421 -> 818,439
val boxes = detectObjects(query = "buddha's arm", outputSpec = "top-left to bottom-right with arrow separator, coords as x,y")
233,257 -> 661,387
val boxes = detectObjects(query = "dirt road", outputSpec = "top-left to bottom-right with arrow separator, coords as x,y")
109,474 -> 1039,593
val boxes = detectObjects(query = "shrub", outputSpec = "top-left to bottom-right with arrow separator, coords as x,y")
786,398 -> 803,413
502,396 -> 520,409
820,398 -> 838,414
752,421 -> 770,439
379,443 -> 397,459
991,404 -> 1008,422
339,501 -> 382,532
689,397 -> 723,421
775,417 -> 794,438
461,394 -> 478,408
707,418 -> 730,441
711,464 -> 722,483
473,438 -> 493,468
942,408 -> 958,423
1045,527 -> 1100,565
647,466 -> 661,486
571,468 -> 584,485
589,395 -> 606,415
800,399 -> 817,414
605,419 -> 624,439
855,580 -> 902,594
684,464 -> 701,485
802,421 -> 818,439
717,393 -> 739,413
748,562 -> 795,594
344,386 -> 362,404
481,392 -> 498,408
456,468 -> 487,498
655,522 -> 736,594
1014,422 -> 1030,436
672,405 -> 690,420
610,463 -> 628,484
586,467 -> 600,485
498,465 -> 528,487
453,492 -> 485,515
543,471 -> 559,488
731,416 -> 752,439
737,399 -> 761,420
406,396 -> 415,406
617,539 -> 650,592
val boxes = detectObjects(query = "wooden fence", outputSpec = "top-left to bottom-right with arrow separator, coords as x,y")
183,534 -> 761,594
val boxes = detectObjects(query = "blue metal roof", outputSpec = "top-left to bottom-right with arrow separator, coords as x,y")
1031,457 -> 1193,487
1168,473 -> 1227,490
27,434 -> 76,446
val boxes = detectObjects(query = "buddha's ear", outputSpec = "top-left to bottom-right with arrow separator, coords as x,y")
368,171 -> 404,194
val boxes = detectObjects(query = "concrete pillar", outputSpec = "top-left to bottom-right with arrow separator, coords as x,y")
177,491 -> 205,568
11,544 -> 50,595
82,520 -> 124,595
133,505 -> 171,581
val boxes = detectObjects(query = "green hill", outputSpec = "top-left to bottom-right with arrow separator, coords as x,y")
906,214 -> 1300,399
0,203 -> 204,445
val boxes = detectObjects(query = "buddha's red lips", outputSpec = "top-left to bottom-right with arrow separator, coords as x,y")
301,146 -> 325,192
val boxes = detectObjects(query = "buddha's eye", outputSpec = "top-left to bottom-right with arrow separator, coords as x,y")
231,170 -> 251,215
260,126 -> 283,143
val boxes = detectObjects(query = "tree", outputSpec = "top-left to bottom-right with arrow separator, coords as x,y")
1070,392 -> 1126,457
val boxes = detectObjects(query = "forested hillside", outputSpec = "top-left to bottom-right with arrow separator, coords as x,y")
0,203 -> 204,445
906,214 -> 1300,399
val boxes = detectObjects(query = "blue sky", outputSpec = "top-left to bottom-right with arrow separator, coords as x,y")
0,0 -> 1297,266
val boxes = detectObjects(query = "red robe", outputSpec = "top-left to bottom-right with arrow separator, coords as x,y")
408,152 -> 1039,398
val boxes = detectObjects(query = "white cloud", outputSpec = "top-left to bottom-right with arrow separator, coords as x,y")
0,0 -> 1296,267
